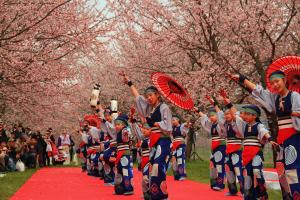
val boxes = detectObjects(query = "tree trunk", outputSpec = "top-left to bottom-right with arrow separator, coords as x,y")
186,126 -> 195,161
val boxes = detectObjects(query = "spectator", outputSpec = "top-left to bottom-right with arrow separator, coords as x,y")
0,146 -> 8,172
7,138 -> 17,163
36,132 -> 47,167
57,129 -> 72,164
48,128 -> 56,144
69,132 -> 75,162
44,130 -> 52,166
0,123 -> 76,173
53,146 -> 66,165
24,137 -> 38,168
0,121 -> 8,143
3,146 -> 15,171
12,124 -> 24,140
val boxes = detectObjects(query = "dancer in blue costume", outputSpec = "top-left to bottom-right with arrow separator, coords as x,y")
121,72 -> 172,200
231,71 -> 300,199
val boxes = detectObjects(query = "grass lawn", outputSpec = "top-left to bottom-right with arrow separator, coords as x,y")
0,161 -> 80,200
0,169 -> 37,200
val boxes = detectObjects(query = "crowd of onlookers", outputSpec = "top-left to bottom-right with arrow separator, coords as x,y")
0,120 -> 75,173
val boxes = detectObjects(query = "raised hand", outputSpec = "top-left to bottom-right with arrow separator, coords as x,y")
219,88 -> 228,99
192,107 -> 199,113
130,106 -> 135,116
119,71 -> 140,97
226,73 -> 240,82
94,83 -> 101,90
193,106 -> 204,117
219,88 -> 231,105
227,72 -> 256,92
205,94 -> 215,106
119,71 -> 130,85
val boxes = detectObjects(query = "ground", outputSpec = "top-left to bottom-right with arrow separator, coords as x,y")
0,147 -> 282,200
0,169 -> 37,200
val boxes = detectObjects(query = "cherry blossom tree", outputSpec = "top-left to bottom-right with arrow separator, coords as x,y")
1,0 -> 300,143
0,0 -> 115,131
108,0 -> 299,103
105,0 -> 299,161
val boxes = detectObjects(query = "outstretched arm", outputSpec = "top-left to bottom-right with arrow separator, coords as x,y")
229,73 -> 276,112
193,107 -> 212,133
257,124 -> 278,147
120,71 -> 150,118
193,107 -> 205,118
219,89 -> 238,117
205,95 -> 221,112
120,72 -> 140,98
229,74 -> 256,91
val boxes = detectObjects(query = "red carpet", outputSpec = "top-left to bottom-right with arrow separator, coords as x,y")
11,168 -> 241,200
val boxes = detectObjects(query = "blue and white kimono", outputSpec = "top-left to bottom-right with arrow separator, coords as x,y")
86,127 -> 101,177
235,115 -> 271,200
100,120 -> 117,185
252,85 -> 300,199
114,128 -> 134,195
79,132 -> 88,171
171,123 -> 189,180
101,139 -> 116,184
129,122 -> 150,199
136,96 -> 172,200
217,111 -> 244,195
200,115 -> 226,190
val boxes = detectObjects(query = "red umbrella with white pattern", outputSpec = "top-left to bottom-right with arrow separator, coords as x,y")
151,72 -> 194,110
266,56 -> 300,93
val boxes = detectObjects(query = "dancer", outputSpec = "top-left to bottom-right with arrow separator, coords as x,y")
114,114 -> 134,195
234,104 -> 278,199
86,126 -> 101,177
78,121 -> 89,172
194,100 -> 226,191
129,107 -> 151,199
99,107 -> 117,186
215,90 -> 244,196
171,115 -> 189,181
121,72 -> 172,200
231,70 -> 300,199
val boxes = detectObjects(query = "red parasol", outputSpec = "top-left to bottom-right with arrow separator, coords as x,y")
151,72 -> 194,110
83,114 -> 101,129
266,56 -> 300,93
